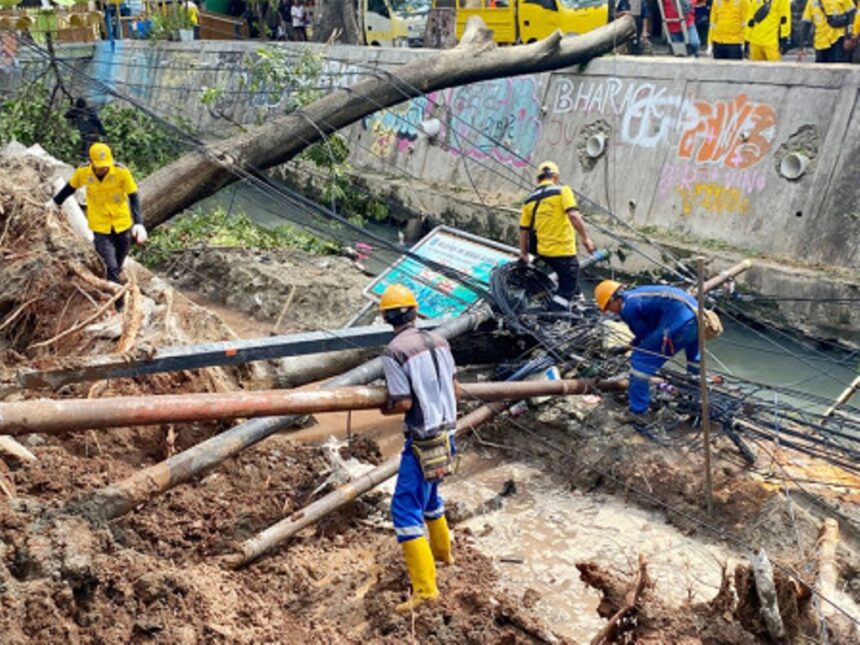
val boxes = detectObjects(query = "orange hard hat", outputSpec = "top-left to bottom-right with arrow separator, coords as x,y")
594,280 -> 623,311
379,284 -> 418,311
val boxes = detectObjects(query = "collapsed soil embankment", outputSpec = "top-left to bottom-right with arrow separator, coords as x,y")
0,150 -> 566,643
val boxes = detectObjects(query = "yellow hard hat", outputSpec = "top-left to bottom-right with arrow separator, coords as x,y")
379,284 -> 418,311
594,280 -> 623,311
89,142 -> 114,169
537,161 -> 559,179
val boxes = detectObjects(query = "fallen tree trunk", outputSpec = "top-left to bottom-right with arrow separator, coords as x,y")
140,17 -> 635,228
0,377 -> 615,435
76,308 -> 490,520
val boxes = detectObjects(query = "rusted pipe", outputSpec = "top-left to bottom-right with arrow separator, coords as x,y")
227,401 -> 509,568
693,259 -> 752,296
78,308 -> 491,520
227,377 -> 632,568
2,379 -> 615,436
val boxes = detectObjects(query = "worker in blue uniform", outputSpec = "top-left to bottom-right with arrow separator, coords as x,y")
595,280 -> 700,419
379,284 -> 459,613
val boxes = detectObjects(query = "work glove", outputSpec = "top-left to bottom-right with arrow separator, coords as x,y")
131,224 -> 148,245
44,199 -> 57,210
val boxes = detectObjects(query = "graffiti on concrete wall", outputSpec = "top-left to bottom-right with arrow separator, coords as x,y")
364,96 -> 430,157
362,76 -> 542,168
658,160 -> 768,217
677,95 -> 776,169
551,77 -> 777,168
440,76 -> 542,168
551,75 -> 779,216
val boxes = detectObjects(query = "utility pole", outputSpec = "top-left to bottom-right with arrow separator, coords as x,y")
696,257 -> 714,515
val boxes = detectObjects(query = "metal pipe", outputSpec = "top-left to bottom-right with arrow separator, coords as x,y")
77,308 -> 491,521
229,376 -> 631,567
692,259 -> 752,296
227,401 -> 509,568
1,378 -> 608,436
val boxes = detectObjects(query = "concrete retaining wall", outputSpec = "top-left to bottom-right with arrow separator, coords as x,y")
10,39 -> 858,342
34,40 -> 858,273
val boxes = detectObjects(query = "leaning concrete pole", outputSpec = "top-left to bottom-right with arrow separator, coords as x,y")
78,308 -> 491,520
229,378 -> 629,567
1,379 -> 608,435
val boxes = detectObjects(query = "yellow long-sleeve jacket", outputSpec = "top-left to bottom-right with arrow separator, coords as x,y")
710,0 -> 752,44
745,0 -> 792,46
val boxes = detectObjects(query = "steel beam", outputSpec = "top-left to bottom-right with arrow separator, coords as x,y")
18,320 -> 441,389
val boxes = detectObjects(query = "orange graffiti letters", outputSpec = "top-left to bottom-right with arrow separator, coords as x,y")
677,94 -> 776,169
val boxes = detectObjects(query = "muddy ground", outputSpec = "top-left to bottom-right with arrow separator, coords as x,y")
2,150 -> 859,643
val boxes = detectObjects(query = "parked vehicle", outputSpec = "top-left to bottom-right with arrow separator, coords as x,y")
390,0 -> 432,46
364,0 -> 410,45
444,0 -> 609,45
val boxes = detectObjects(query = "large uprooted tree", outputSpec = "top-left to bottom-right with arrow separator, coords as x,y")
139,17 -> 635,229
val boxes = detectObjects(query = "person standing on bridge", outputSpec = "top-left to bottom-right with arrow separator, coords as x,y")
45,143 -> 147,312
379,284 -> 458,614
708,0 -> 750,59
594,281 -> 702,425
745,0 -> 791,61
798,0 -> 856,63
519,161 -> 595,311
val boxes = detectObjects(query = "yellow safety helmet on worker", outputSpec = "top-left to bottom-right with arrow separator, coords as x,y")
536,160 -> 559,180
88,142 -> 114,169
379,284 -> 418,311
594,279 -> 623,311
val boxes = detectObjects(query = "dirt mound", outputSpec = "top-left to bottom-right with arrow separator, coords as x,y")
0,150 -> 566,642
154,246 -> 370,331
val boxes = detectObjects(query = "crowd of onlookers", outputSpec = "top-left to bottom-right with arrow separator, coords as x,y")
616,0 -> 860,63
222,0 -> 314,41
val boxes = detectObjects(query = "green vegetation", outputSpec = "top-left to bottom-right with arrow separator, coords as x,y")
0,85 -> 182,177
202,45 -> 390,226
136,207 -> 342,267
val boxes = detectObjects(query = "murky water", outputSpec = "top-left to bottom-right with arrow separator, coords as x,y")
446,454 -> 740,641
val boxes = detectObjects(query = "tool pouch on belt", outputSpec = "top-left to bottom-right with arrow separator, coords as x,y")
702,309 -> 723,340
412,431 -> 453,482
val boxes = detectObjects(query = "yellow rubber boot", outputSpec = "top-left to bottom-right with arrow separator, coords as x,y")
395,537 -> 439,614
426,516 -> 454,565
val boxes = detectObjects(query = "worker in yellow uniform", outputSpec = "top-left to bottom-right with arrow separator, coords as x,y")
709,0 -> 751,58
519,161 -> 595,311
45,143 -> 146,312
799,0 -> 856,62
745,0 -> 791,60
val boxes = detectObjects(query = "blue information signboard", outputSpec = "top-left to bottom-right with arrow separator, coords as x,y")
365,226 -> 518,319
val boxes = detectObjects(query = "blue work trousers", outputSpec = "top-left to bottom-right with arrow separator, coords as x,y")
629,319 -> 700,414
391,438 -> 449,543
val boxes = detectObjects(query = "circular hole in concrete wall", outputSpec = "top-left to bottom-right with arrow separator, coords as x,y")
780,152 -> 810,180
795,211 -> 803,218
585,133 -> 607,159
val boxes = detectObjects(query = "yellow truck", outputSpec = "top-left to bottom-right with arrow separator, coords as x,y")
448,0 -> 609,44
